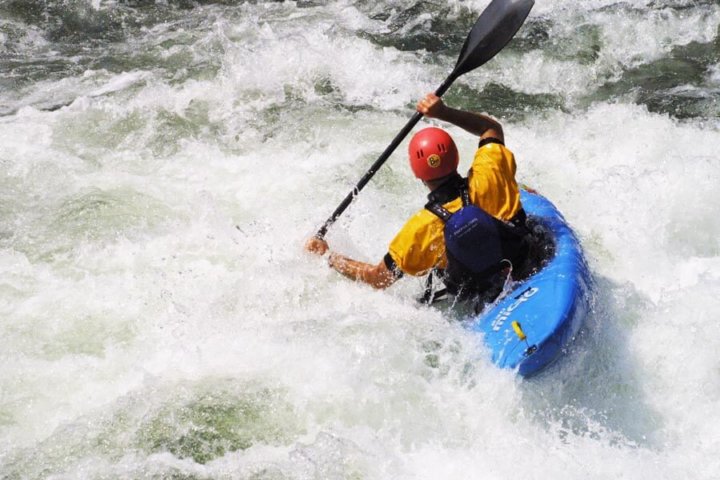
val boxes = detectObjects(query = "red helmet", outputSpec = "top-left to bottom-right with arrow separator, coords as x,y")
408,127 -> 459,181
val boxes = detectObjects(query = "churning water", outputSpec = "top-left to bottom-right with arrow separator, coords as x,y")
1,0 -> 719,478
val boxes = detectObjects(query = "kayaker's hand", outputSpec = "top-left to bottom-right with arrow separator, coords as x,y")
305,236 -> 329,256
416,93 -> 447,119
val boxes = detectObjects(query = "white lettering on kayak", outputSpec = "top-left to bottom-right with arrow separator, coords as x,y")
491,287 -> 539,332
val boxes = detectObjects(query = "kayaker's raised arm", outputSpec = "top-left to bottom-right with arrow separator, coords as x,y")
416,93 -> 504,143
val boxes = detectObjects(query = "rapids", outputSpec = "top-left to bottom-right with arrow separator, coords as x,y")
1,0 -> 719,478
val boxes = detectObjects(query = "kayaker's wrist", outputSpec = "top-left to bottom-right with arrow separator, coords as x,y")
328,252 -> 349,271
433,103 -> 452,121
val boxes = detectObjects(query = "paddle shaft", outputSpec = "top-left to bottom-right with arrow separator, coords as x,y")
315,76 -> 456,239
314,0 -> 535,239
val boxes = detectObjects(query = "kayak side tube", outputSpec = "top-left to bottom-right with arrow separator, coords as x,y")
468,190 -> 592,377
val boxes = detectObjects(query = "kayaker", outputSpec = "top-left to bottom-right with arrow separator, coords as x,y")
305,92 -> 532,303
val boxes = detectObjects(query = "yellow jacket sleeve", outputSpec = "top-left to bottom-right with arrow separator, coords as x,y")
387,208 -> 447,276
467,143 -> 522,221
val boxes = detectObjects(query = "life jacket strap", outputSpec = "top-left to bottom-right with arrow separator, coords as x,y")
460,181 -> 471,207
425,202 -> 453,222
424,179 -> 471,221
418,268 -> 448,305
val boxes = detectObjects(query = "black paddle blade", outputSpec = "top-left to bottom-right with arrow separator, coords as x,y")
453,0 -> 535,78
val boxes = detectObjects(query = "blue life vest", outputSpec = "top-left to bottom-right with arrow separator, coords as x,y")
443,204 -> 505,274
425,178 -> 529,300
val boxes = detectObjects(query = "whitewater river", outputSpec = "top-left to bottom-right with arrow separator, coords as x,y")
1,0 -> 719,478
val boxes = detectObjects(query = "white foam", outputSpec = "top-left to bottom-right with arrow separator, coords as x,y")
1,1 -> 720,478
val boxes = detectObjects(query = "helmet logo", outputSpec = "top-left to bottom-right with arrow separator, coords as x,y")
427,154 -> 441,168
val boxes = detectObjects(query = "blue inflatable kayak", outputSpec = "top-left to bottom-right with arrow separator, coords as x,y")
467,189 -> 592,377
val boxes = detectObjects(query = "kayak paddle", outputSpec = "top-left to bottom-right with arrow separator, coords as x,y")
315,0 -> 535,239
